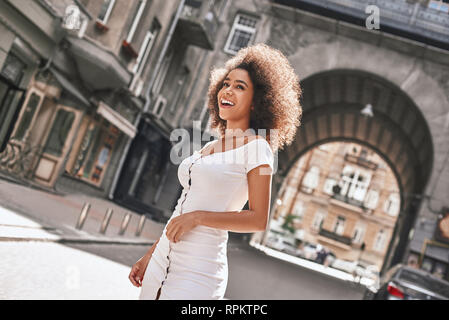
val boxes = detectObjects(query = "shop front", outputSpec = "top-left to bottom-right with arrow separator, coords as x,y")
61,100 -> 137,195
113,117 -> 179,221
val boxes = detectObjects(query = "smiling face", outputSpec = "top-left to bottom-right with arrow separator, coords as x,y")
217,68 -> 254,125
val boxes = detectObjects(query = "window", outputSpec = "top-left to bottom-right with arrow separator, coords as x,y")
126,0 -> 147,44
224,13 -> 258,55
428,0 -> 449,13
169,67 -> 189,113
132,20 -> 160,75
352,224 -> 366,244
151,47 -> 174,96
70,118 -> 120,186
373,229 -> 387,252
301,166 -> 320,194
291,199 -> 305,222
338,165 -> 371,202
198,100 -> 210,127
323,177 -> 337,195
0,52 -> 27,148
384,193 -> 400,216
212,0 -> 227,17
1,52 -> 26,85
364,189 -> 379,210
333,216 -> 346,236
43,109 -> 75,157
312,209 -> 326,231
280,186 -> 296,217
97,0 -> 116,24
12,92 -> 42,141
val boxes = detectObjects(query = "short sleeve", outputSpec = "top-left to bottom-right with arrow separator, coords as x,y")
245,138 -> 274,175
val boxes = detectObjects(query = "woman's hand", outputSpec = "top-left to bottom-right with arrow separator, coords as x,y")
166,210 -> 202,243
129,254 -> 151,288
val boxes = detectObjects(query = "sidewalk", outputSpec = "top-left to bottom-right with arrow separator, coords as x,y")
0,178 -> 164,245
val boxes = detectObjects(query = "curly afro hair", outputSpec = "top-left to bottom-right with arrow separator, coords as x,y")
206,43 -> 302,152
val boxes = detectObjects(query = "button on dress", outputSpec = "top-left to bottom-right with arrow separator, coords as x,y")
139,137 -> 274,300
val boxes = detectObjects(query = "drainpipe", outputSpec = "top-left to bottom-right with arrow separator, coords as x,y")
108,0 -> 185,200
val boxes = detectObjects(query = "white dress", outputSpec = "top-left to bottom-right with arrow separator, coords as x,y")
139,137 -> 274,300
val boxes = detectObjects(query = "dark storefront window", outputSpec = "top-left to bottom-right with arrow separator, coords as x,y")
114,121 -> 172,218
70,118 -> 120,186
0,52 -> 27,152
1,52 -> 26,84
43,109 -> 75,157
13,92 -> 41,141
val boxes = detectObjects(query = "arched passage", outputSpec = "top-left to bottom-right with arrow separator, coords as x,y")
270,69 -> 434,273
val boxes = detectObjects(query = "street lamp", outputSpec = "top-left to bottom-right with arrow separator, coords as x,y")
361,104 -> 374,118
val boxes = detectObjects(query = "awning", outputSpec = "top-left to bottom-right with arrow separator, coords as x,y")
49,67 -> 91,107
97,101 -> 137,138
67,36 -> 132,90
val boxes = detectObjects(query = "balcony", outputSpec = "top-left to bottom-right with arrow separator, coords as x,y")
176,0 -> 220,50
272,0 -> 449,50
319,228 -> 352,246
344,153 -> 378,170
331,191 -> 365,209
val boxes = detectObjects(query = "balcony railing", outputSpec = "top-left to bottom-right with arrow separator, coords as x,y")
319,228 -> 353,245
273,0 -> 449,50
344,153 -> 378,170
332,192 -> 364,207
177,0 -> 220,50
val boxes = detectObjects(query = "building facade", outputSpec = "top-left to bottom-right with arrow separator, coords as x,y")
1,0 -> 449,276
0,0 -> 227,222
178,0 -> 449,275
255,142 -> 400,270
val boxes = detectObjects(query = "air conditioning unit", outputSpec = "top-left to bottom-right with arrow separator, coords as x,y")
153,94 -> 167,119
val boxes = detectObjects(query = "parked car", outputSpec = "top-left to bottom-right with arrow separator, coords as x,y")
331,258 -> 358,273
281,242 -> 301,256
266,235 -> 300,255
300,243 -> 320,261
265,234 -> 285,251
364,264 -> 449,300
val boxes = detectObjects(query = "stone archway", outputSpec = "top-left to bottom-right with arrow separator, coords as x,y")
269,68 -> 438,273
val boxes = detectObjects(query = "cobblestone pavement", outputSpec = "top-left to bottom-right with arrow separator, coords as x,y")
0,178 -> 165,243
0,241 -> 140,300
0,178 -> 365,300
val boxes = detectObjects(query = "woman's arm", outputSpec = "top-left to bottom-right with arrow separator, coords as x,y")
143,239 -> 159,260
166,165 -> 272,242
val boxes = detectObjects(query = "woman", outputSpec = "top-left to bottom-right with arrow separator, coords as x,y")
129,43 -> 302,300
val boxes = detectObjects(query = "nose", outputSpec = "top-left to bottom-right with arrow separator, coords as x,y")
223,86 -> 234,97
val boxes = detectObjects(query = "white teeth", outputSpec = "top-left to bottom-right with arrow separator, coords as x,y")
221,99 -> 235,106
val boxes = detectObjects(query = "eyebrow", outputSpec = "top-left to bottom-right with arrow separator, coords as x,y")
224,77 -> 248,88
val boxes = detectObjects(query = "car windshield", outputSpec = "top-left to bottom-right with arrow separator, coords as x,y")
398,269 -> 449,298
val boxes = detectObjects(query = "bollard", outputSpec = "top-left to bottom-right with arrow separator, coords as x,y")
119,212 -> 132,236
99,208 -> 114,234
76,202 -> 91,230
135,214 -> 147,237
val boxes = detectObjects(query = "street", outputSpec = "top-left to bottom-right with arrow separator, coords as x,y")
0,241 -> 140,300
0,184 -> 365,300
48,241 -> 364,300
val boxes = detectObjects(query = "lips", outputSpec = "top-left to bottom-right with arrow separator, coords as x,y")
219,97 -> 236,108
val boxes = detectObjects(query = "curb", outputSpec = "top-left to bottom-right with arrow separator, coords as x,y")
0,236 -> 155,246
